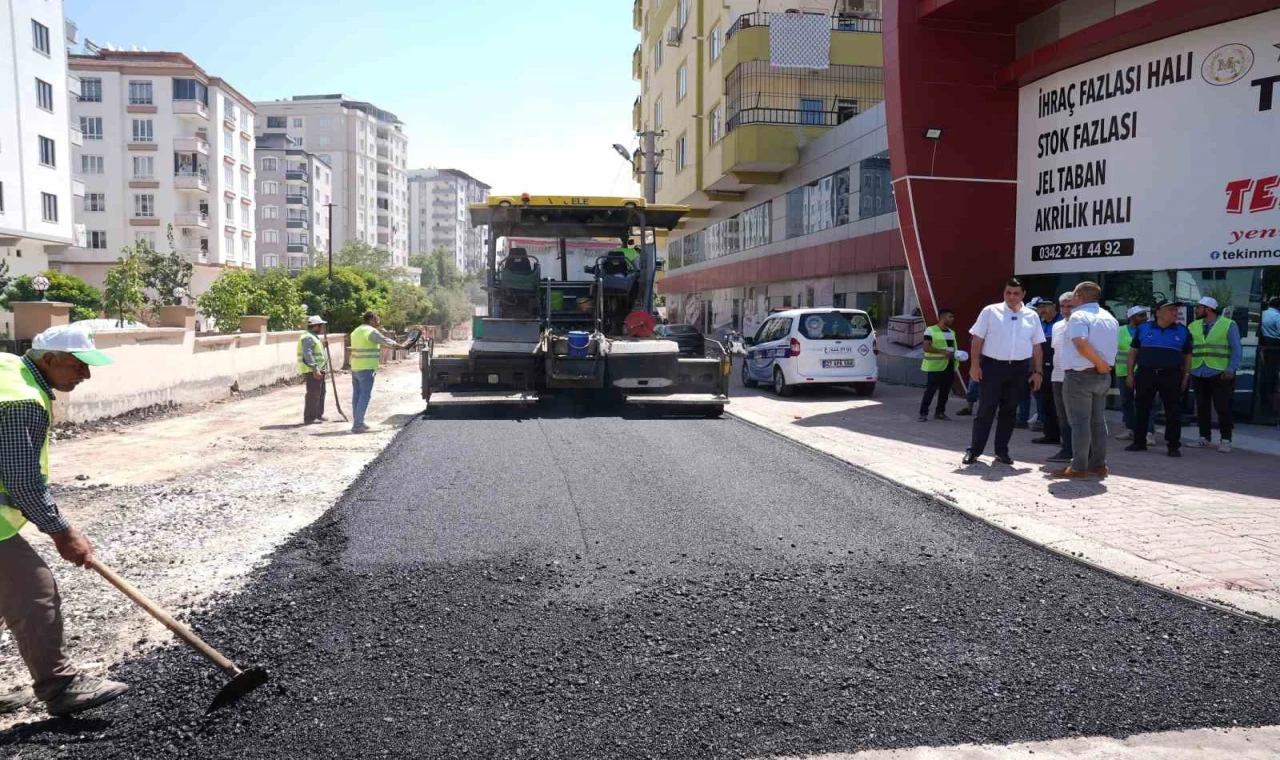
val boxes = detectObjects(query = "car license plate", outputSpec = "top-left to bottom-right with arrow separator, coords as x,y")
823,359 -> 855,368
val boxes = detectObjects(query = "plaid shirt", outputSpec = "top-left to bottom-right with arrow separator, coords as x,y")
0,356 -> 67,533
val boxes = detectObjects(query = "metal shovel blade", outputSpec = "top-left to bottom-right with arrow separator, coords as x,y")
207,667 -> 269,714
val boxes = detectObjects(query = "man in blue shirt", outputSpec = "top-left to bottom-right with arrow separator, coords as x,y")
1030,296 -> 1063,443
1124,300 -> 1192,457
1189,296 -> 1243,453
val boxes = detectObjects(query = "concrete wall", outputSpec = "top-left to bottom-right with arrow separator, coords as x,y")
55,326 -> 348,423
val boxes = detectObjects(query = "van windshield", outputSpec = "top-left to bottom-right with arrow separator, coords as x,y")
799,312 -> 873,340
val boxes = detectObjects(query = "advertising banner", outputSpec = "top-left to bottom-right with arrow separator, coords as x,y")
1015,10 -> 1280,274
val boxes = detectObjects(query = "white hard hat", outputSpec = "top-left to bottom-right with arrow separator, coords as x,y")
307,315 -> 327,326
32,324 -> 114,366
1126,305 -> 1148,319
955,350 -> 970,362
1197,296 -> 1219,311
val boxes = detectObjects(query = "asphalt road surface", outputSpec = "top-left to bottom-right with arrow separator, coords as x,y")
5,404 -> 1280,759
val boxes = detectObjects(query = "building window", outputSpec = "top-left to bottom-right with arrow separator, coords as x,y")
318,135 -> 331,147
128,80 -> 153,105
319,118 -> 331,127
136,231 -> 157,248
223,165 -> 234,187
836,98 -> 858,124
266,116 -> 286,129
677,63 -> 688,101
653,41 -> 663,69
87,231 -> 107,249
223,130 -> 234,153
131,119 -> 154,142
38,136 -> 55,167
224,199 -> 234,219
740,201 -> 771,250
261,157 -> 278,172
79,78 -> 102,102
81,154 -> 104,173
654,98 -> 664,130
224,232 -> 235,256
293,136 -> 304,148
858,151 -> 895,219
240,138 -> 250,162
241,205 -> 250,226
86,193 -> 106,212
292,118 -> 303,128
132,155 -> 154,179
241,173 -> 251,194
262,205 -> 278,220
80,116 -> 103,140
710,25 -> 721,61
41,192 -> 57,222
676,135 -> 688,172
134,194 -> 155,218
262,180 -> 279,194
263,229 -> 279,243
786,168 -> 850,238
677,0 -> 690,29
709,105 -> 723,144
800,99 -> 824,126
172,78 -> 208,104
36,78 -> 53,111
31,20 -> 50,54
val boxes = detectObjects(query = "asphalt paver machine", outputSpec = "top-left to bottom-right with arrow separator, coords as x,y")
421,195 -> 729,416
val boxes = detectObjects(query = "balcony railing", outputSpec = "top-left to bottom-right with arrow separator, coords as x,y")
286,218 -> 309,229
725,61 -> 883,133
173,99 -> 209,119
173,135 -> 209,154
726,12 -> 882,39
286,243 -> 307,253
286,194 -> 309,206
285,168 -> 308,181
175,211 -> 210,227
174,171 -> 210,191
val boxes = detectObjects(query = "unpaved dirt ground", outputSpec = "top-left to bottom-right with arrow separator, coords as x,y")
0,357 -> 429,728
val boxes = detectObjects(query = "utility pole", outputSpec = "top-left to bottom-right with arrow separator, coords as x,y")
325,202 -> 336,281
637,130 -> 662,204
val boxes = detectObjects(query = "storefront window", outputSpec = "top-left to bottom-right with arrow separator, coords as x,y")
858,151 -> 894,219
786,169 -> 849,239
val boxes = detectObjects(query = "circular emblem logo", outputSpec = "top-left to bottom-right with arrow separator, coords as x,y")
1201,43 -> 1254,86
1210,251 -> 1221,260
804,315 -> 825,334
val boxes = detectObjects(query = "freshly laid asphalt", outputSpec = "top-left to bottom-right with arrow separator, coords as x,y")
5,405 -> 1280,759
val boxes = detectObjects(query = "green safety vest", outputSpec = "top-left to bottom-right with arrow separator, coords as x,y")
1189,318 -> 1232,372
297,332 -> 328,375
920,325 -> 955,372
1115,325 -> 1134,377
350,324 -> 382,371
0,354 -> 51,542
619,248 -> 641,269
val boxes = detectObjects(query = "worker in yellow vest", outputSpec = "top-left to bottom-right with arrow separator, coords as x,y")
298,315 -> 328,424
617,238 -> 641,271
0,325 -> 129,716
350,311 -> 410,433
1189,296 -> 1242,453
1114,305 -> 1154,445
918,308 -> 958,422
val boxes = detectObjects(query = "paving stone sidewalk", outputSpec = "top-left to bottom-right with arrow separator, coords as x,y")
726,372 -> 1280,618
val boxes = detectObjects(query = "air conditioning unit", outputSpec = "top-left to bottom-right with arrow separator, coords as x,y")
666,26 -> 682,46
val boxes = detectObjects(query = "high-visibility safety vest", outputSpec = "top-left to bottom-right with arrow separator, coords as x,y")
1189,317 -> 1233,372
349,324 -> 382,371
0,354 -> 51,542
1115,325 -> 1135,377
920,325 -> 955,372
297,332 -> 328,375
619,247 -> 641,270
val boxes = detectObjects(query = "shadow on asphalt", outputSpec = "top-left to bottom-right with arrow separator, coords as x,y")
0,717 -> 112,746
259,423 -> 306,431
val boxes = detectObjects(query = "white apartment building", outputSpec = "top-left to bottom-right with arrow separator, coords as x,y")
254,132 -> 331,274
408,168 -> 489,273
0,0 -> 82,334
61,50 -> 257,297
253,95 -> 411,271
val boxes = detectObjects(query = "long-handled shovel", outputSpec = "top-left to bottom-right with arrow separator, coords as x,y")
321,326 -> 349,422
86,558 -> 268,713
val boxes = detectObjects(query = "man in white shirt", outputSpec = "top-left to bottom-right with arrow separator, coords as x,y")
963,278 -> 1045,465
1045,292 -> 1076,465
1053,280 -> 1120,478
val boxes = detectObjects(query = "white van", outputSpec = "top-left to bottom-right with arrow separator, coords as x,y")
740,308 -> 878,396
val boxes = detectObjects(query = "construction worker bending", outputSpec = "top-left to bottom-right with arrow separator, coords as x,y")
1189,296 -> 1242,452
349,311 -> 410,434
299,315 -> 328,425
0,325 -> 128,716
918,308 -> 957,422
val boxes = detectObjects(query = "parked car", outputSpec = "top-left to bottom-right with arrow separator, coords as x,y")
740,308 -> 878,396
654,323 -> 705,356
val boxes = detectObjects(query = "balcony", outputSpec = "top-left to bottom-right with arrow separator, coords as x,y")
632,0 -> 642,31
286,218 -> 309,230
632,46 -> 642,80
176,241 -> 209,263
70,126 -> 83,147
71,179 -> 85,198
725,12 -> 882,40
376,181 -> 390,194
376,147 -> 390,160
67,73 -> 80,98
223,111 -> 237,129
173,135 -> 209,155
173,99 -> 209,121
286,194 -> 309,206
174,171 -> 210,193
286,243 -> 307,253
376,215 -> 390,229
285,168 -> 308,182
175,211 -> 210,228
632,96 -> 642,132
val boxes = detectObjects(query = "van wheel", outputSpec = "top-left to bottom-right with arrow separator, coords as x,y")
852,382 -> 876,397
773,367 -> 794,397
740,359 -> 757,388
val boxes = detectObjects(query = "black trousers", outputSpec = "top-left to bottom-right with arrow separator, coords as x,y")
919,369 -> 952,416
304,373 -> 327,422
1038,367 -> 1060,442
1193,373 -> 1234,441
1134,367 -> 1182,451
968,356 -> 1029,457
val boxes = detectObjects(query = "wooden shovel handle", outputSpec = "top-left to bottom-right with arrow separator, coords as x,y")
87,558 -> 238,675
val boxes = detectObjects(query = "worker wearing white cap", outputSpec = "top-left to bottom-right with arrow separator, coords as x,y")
1114,305 -> 1154,446
1189,296 -> 1242,452
0,324 -> 129,716
298,315 -> 329,425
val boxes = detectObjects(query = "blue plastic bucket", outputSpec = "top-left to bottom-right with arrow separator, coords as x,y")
567,331 -> 591,358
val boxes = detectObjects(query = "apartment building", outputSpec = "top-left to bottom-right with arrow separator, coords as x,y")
407,168 -> 489,273
254,133 -> 331,274
0,0 -> 82,334
61,50 -> 257,297
254,95 -> 411,273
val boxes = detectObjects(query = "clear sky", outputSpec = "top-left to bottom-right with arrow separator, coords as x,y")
65,0 -> 643,197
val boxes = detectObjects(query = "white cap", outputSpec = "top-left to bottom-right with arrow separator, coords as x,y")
955,349 -> 970,362
307,315 -> 327,326
1126,305 -> 1148,319
31,323 -> 114,366
1197,296 -> 1219,311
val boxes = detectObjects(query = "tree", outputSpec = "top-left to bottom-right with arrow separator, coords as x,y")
103,252 -> 147,327
139,225 -> 193,307
196,269 -> 256,332
0,258 -> 11,298
428,287 -> 473,331
382,280 -> 433,330
430,245 -> 462,290
409,252 -> 439,290
1,270 -> 102,322
333,241 -> 395,276
247,267 -> 306,331
296,266 -> 389,334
